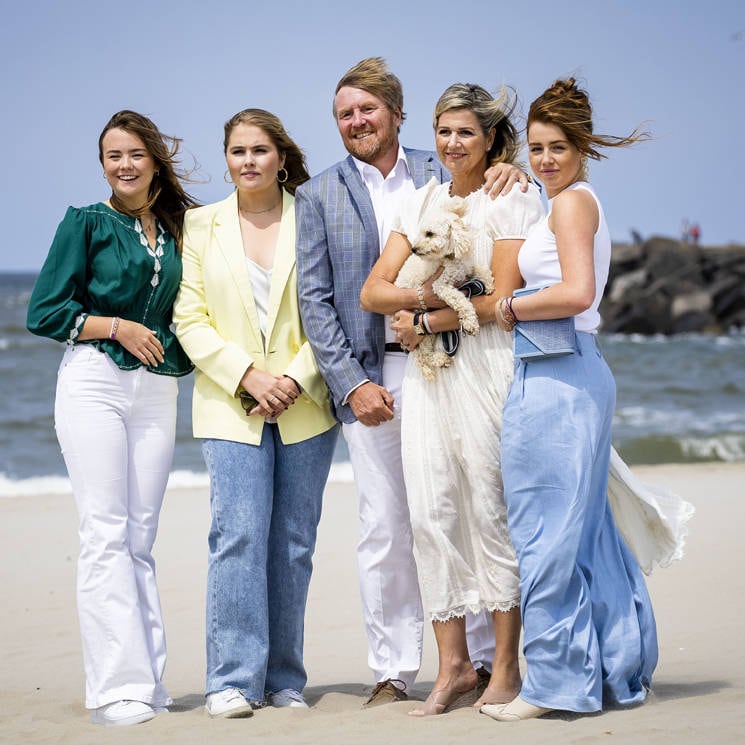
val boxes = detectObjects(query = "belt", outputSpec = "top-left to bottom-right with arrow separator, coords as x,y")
384,342 -> 407,353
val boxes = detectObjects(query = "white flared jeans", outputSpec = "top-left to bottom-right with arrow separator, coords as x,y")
54,344 -> 177,709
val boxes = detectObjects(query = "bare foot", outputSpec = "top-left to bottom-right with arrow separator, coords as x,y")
409,668 -> 478,717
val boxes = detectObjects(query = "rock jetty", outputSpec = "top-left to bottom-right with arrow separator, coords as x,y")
601,237 -> 745,334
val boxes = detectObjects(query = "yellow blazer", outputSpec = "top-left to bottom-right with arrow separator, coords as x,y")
173,189 -> 336,445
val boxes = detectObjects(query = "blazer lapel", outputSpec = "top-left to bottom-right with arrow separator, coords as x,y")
264,190 -> 295,342
213,191 -> 263,343
405,148 -> 440,188
339,156 -> 380,255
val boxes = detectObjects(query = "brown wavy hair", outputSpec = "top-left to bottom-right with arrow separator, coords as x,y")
223,109 -> 310,195
433,82 -> 521,167
527,78 -> 651,161
98,110 -> 198,247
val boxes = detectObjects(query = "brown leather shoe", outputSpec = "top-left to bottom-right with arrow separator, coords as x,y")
363,679 -> 408,708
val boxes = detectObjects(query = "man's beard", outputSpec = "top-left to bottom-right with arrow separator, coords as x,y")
347,129 -> 397,165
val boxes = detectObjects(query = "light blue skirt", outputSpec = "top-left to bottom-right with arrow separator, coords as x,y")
502,332 -> 658,712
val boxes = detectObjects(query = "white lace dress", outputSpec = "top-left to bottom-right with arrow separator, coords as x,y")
396,179 -> 544,621
607,449 -> 694,574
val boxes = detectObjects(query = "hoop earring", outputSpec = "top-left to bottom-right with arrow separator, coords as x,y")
224,169 -> 233,184
277,167 -> 288,184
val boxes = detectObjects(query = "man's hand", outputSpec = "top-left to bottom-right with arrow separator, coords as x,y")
483,162 -> 529,198
348,381 -> 395,426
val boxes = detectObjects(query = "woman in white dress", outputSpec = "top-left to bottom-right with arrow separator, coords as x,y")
361,83 -> 543,715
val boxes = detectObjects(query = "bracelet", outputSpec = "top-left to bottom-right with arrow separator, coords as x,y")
497,297 -> 516,331
421,312 -> 432,334
507,295 -> 520,322
109,316 -> 120,340
416,285 -> 427,310
412,311 -> 427,336
504,299 -> 517,328
503,298 -> 517,328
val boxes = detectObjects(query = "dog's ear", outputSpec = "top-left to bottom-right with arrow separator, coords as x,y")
450,218 -> 473,259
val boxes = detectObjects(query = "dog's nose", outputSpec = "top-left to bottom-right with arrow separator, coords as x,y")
411,246 -> 422,255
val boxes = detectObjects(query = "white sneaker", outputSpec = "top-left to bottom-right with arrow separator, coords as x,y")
90,700 -> 155,726
205,688 -> 253,718
269,689 -> 309,708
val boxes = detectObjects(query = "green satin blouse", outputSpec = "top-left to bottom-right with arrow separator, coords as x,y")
27,202 -> 193,377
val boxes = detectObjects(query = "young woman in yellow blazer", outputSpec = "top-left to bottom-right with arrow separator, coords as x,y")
173,109 -> 338,717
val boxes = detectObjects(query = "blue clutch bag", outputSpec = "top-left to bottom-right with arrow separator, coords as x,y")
513,287 -> 576,360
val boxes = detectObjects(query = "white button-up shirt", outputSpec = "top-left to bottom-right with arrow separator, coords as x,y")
353,147 -> 416,346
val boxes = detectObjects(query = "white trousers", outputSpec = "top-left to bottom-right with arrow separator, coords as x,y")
343,353 -> 494,689
54,345 -> 177,709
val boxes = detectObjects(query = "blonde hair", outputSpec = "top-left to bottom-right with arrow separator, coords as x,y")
433,83 -> 521,166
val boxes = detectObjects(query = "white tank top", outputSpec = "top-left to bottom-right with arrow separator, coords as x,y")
245,256 -> 272,336
517,181 -> 610,333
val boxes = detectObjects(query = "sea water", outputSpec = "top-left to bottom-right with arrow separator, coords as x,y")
2,272 -> 743,497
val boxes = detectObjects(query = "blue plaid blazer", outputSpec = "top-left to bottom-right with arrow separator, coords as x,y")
296,148 -> 448,423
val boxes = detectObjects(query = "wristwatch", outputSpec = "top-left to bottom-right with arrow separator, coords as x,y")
412,311 -> 427,336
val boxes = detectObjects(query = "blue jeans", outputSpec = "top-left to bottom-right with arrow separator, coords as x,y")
201,423 -> 338,699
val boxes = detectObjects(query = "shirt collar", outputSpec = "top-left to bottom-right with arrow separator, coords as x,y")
353,146 -> 410,183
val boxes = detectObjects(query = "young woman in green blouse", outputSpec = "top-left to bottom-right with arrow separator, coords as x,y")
27,111 -> 197,727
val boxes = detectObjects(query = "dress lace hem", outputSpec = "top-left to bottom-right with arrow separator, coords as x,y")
429,598 -> 520,623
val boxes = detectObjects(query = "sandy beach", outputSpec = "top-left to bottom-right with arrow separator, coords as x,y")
2,462 -> 743,744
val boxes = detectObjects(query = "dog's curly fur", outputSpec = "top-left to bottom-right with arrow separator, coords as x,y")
395,197 -> 494,380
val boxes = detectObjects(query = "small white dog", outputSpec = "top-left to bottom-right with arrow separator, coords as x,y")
395,197 -> 494,380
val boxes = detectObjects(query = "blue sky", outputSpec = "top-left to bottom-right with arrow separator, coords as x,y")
2,0 -> 743,271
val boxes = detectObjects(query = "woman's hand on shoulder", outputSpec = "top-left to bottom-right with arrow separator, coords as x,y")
483,163 -> 529,198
